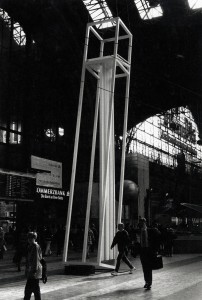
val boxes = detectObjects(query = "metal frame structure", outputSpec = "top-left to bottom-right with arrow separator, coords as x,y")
63,17 -> 132,268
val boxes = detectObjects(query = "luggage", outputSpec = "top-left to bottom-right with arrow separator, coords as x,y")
152,254 -> 163,270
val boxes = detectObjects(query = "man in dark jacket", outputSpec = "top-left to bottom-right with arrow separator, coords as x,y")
111,223 -> 135,275
24,232 -> 42,300
138,218 -> 161,290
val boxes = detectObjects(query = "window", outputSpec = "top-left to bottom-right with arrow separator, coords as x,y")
83,0 -> 114,29
134,0 -> 163,20
188,0 -> 202,9
9,122 -> 21,144
0,9 -> 26,46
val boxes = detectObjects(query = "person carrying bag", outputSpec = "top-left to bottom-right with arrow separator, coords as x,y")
138,218 -> 162,290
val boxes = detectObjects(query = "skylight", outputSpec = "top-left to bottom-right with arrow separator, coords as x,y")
188,0 -> 202,9
0,9 -> 26,46
83,0 -> 114,29
134,0 -> 163,20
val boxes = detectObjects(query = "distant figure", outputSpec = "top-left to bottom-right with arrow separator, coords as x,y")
164,226 -> 177,257
0,227 -> 6,259
24,232 -> 42,300
176,150 -> 185,175
138,218 -> 161,290
111,223 -> 135,275
87,227 -> 95,258
54,225 -> 65,256
13,228 -> 28,271
44,227 -> 52,256
90,223 -> 98,253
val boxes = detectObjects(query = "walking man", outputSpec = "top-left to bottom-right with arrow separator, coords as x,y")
111,223 -> 135,275
24,232 -> 42,300
138,218 -> 161,290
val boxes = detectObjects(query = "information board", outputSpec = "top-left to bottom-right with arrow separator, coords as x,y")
0,173 -> 36,201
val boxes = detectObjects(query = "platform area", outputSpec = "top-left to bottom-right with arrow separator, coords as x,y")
1,250 -> 202,300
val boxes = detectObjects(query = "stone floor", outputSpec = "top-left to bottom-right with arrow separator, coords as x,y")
1,250 -> 202,300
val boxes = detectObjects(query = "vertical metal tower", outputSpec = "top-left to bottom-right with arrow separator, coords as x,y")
63,17 -> 132,268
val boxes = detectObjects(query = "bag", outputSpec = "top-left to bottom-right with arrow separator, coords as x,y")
152,254 -> 163,270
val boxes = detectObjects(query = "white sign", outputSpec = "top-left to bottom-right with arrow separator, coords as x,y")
31,155 -> 62,188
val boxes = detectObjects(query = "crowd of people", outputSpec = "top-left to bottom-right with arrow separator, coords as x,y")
0,219 -> 177,298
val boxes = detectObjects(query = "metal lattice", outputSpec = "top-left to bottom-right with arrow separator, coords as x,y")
83,0 -> 114,28
0,9 -> 26,46
134,0 -> 163,20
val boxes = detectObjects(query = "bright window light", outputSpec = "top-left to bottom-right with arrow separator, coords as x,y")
129,106 -> 202,171
45,129 -> 55,138
83,0 -> 114,28
58,127 -> 64,136
134,0 -> 163,20
0,9 -> 26,46
188,0 -> 202,9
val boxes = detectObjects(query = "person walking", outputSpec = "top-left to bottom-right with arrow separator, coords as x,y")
0,226 -> 6,259
44,226 -> 53,256
87,225 -> 95,258
54,225 -> 65,256
13,228 -> 28,271
138,218 -> 161,290
111,223 -> 135,275
24,232 -> 42,300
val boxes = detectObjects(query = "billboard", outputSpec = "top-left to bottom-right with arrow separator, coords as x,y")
31,155 -> 62,189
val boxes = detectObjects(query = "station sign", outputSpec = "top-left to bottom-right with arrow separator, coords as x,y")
36,186 -> 69,201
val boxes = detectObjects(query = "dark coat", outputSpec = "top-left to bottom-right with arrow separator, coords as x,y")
25,242 -> 42,279
111,229 -> 130,252
147,227 -> 161,252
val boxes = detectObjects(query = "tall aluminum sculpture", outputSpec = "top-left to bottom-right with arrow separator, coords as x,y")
63,18 -> 132,268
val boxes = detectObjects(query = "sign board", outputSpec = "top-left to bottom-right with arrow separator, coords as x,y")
31,155 -> 62,188
0,172 -> 36,201
36,186 -> 69,201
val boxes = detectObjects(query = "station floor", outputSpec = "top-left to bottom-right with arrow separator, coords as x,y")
1,250 -> 202,300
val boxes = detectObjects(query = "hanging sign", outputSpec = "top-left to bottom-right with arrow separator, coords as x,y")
31,155 -> 62,188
